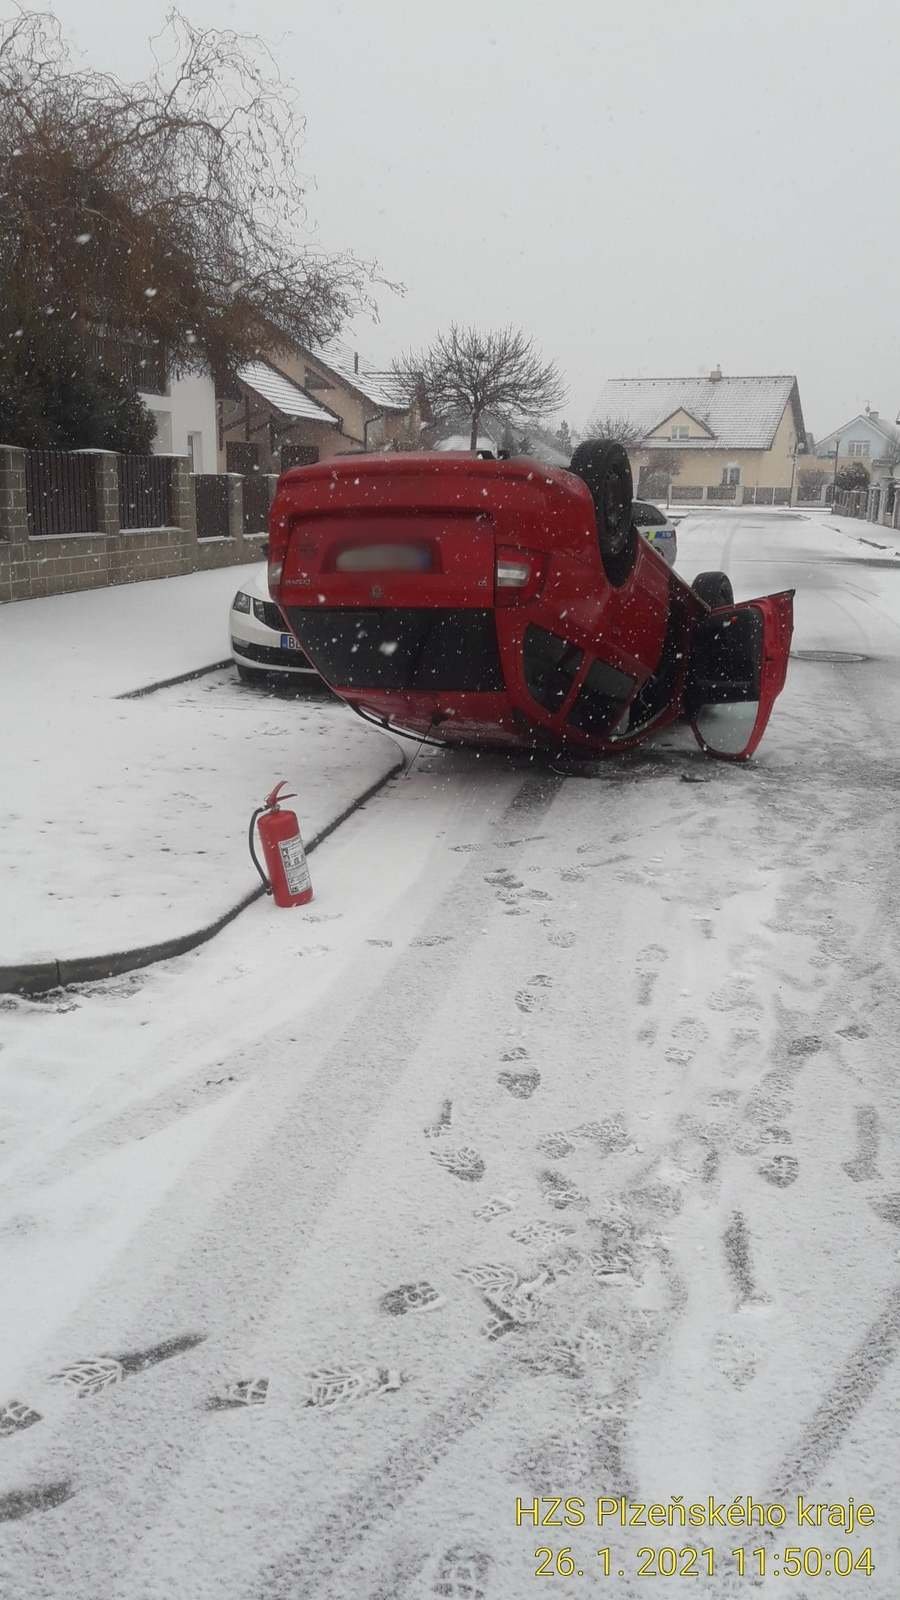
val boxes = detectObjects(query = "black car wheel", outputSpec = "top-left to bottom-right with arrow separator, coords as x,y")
692,571 -> 734,609
568,439 -> 637,587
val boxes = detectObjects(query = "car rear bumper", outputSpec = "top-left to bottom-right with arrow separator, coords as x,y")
231,637 -> 317,674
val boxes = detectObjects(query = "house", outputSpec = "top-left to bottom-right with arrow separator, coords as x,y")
218,338 -> 423,473
217,358 -> 344,475
139,369 -> 217,474
590,368 -> 807,504
813,406 -> 900,491
91,326 -> 218,472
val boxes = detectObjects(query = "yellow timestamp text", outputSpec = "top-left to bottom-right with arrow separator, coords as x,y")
532,1546 -> 875,1578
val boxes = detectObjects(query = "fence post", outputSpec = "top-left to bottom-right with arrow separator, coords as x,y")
90,451 -> 121,537
0,445 -> 28,541
0,446 -> 27,602
170,457 -> 197,539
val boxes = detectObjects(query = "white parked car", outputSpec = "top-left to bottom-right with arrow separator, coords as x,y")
633,500 -> 678,567
230,565 -> 320,685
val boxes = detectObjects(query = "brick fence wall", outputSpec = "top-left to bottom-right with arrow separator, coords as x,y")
0,446 -> 278,604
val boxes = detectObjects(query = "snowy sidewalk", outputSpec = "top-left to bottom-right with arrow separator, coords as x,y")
1,566 -> 401,968
816,510 -> 900,559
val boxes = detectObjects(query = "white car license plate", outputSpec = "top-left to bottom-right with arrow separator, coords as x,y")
280,632 -> 301,650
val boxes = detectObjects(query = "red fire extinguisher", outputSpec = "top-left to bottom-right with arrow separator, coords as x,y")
249,781 -> 314,908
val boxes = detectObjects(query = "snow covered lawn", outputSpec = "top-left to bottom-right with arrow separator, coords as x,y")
1,565 -> 401,965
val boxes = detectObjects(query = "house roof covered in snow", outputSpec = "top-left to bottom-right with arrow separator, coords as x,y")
237,360 -> 339,424
591,375 -> 803,450
305,340 -> 411,411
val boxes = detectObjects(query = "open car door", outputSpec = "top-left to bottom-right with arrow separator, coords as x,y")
685,590 -> 794,761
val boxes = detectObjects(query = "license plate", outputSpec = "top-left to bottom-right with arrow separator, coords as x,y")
280,633 -> 301,650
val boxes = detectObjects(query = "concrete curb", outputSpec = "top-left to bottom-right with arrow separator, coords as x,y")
0,756 -> 405,998
116,660 -> 233,700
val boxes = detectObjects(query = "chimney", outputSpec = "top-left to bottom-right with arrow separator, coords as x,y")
869,408 -> 879,422
709,364 -> 723,383
354,352 -> 359,374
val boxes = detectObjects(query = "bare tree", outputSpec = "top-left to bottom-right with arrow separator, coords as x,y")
0,9 -> 388,398
583,413 -> 643,445
638,447 -> 681,504
394,325 -> 566,451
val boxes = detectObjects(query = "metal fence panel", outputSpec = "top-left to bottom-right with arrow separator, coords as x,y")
241,473 -> 272,538
194,474 -> 231,540
119,455 -> 173,529
25,450 -> 98,537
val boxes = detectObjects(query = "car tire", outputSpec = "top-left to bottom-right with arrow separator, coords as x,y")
568,439 -> 637,587
692,571 -> 734,609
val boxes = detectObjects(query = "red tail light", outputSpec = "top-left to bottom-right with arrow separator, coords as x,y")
495,546 -> 547,607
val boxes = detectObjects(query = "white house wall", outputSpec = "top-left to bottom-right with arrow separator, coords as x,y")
139,370 -> 218,473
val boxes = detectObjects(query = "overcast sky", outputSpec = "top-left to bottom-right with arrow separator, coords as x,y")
48,0 -> 900,438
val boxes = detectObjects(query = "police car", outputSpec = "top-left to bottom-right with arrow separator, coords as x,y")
632,500 -> 677,567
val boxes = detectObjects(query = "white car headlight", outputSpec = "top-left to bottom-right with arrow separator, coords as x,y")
232,591 -> 252,613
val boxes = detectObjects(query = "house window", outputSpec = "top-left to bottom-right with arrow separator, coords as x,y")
722,465 -> 741,486
672,424 -> 690,440
187,432 -> 202,473
848,440 -> 870,458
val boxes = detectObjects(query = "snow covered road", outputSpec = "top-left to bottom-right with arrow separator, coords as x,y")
2,510 -> 899,1598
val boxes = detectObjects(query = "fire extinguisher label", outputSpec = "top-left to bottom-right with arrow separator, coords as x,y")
278,833 -> 312,897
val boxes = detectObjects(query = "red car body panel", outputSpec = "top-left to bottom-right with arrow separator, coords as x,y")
269,453 -> 793,760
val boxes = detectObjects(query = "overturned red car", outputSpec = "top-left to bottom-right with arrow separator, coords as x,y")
267,441 -> 794,762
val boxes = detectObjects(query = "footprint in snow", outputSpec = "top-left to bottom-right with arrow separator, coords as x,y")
206,1378 -> 269,1411
302,1366 -> 402,1409
787,1035 -> 823,1058
49,1333 -> 206,1397
757,1153 -> 799,1188
498,1069 -> 541,1098
0,1401 -> 42,1438
539,1170 -> 588,1211
473,1194 -> 516,1222
379,1283 -> 444,1317
432,1545 -> 492,1598
536,1131 -> 576,1160
423,1099 -> 453,1138
430,1147 -> 485,1182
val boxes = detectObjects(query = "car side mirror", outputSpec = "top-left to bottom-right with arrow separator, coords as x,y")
685,592 -> 794,760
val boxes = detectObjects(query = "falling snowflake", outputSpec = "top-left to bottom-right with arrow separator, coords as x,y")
74,232 -> 92,245
144,287 -> 157,298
